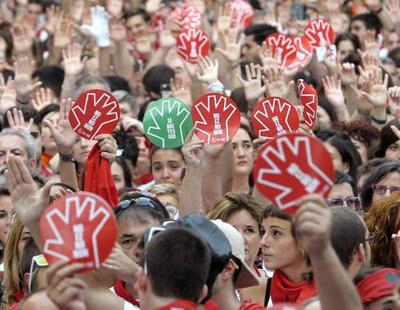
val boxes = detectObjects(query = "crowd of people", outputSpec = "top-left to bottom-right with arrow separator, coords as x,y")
0,0 -> 399,309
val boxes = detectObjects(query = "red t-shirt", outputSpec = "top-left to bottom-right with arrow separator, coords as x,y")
158,300 -> 198,310
240,301 -> 265,310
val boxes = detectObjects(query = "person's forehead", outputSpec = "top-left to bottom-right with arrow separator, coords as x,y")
127,15 -> 146,26
0,134 -> 27,149
42,111 -> 59,122
118,217 -> 159,235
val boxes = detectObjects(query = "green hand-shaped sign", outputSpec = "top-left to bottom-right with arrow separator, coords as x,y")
143,97 -> 193,148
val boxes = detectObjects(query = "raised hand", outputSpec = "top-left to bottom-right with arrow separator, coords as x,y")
237,63 -> 267,103
215,27 -> 241,64
0,79 -> 16,114
362,30 -> 380,56
11,24 -> 32,54
54,17 -> 75,49
7,108 -> 33,134
45,5 -> 63,35
388,86 -> 400,118
264,67 -> 289,98
181,129 -> 204,168
46,261 -> 87,310
384,0 -> 400,25
259,41 -> 279,70
71,0 -> 85,23
14,56 -> 41,100
338,62 -> 357,86
171,76 -> 192,105
107,0 -> 123,18
196,56 -> 219,84
360,68 -> 389,107
80,6 -> 111,48
102,244 -> 138,284
322,76 -> 345,109
43,98 -> 77,156
62,43 -> 84,77
95,134 -> 118,163
32,88 -> 55,111
217,3 -> 233,34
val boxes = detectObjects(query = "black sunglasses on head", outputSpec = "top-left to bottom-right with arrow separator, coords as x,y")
114,195 -> 170,219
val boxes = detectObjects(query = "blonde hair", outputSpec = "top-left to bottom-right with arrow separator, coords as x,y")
148,183 -> 181,202
2,217 -> 25,307
365,191 -> 400,267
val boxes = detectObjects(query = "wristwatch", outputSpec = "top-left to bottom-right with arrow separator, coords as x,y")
59,153 -> 75,163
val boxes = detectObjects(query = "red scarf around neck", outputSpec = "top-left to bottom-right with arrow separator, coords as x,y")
271,269 -> 317,304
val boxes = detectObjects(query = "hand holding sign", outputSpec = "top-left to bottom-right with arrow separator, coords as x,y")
176,29 -> 210,63
254,133 -> 334,214
297,79 -> 318,130
251,97 -> 300,140
40,192 -> 118,271
265,34 -> 297,69
143,97 -> 193,148
69,89 -> 120,140
304,18 -> 334,61
192,93 -> 240,144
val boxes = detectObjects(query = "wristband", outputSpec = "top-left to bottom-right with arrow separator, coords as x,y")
369,114 -> 387,125
59,153 -> 75,163
208,80 -> 224,93
370,6 -> 383,14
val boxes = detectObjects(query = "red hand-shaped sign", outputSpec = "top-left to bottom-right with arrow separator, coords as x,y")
304,18 -> 334,50
297,79 -> 318,129
176,29 -> 210,63
192,93 -> 241,144
252,97 -> 300,140
40,192 -> 117,271
69,89 -> 120,140
254,133 -> 334,214
265,34 -> 297,68
289,36 -> 313,70
172,4 -> 202,30
231,0 -> 254,27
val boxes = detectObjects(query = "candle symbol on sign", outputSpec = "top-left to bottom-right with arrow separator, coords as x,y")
189,41 -> 198,59
276,47 -> 283,64
72,224 -> 89,259
318,32 -> 326,47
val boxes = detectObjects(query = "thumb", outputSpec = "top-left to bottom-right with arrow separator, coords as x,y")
43,119 -> 58,137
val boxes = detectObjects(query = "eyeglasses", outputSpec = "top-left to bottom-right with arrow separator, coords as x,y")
371,184 -> 400,196
28,255 -> 48,293
114,195 -> 170,219
327,196 -> 361,208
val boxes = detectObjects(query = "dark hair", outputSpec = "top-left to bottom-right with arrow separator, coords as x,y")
357,157 -> 395,182
360,162 -> 400,211
144,228 -> 211,302
317,129 -> 362,180
261,205 -> 293,237
341,52 -> 362,74
116,192 -> 169,224
113,130 -> 139,168
354,267 -> 384,284
20,238 -> 40,276
244,24 -> 278,46
123,9 -> 150,22
330,206 -> 366,269
142,65 -> 175,98
32,65 -> 64,99
0,22 -> 14,61
334,33 -> 361,51
351,13 -> 382,35
114,157 -> 133,189
104,75 -> 132,93
35,104 -> 60,128
389,47 -> 400,67
230,87 -> 248,114
318,96 -> 338,125
150,146 -> 184,163
375,119 -> 400,157
335,171 -> 357,196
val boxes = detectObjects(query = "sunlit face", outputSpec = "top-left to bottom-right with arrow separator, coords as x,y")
126,15 -> 147,38
338,40 -> 355,62
41,112 -> 59,155
232,128 -> 253,176
117,217 -> 160,264
73,137 -> 97,165
227,210 -> 260,266
385,141 -> 400,161
351,138 -> 368,163
324,142 -> 349,174
151,149 -> 185,186
111,162 -> 127,191
261,217 -> 301,270
371,172 -> 400,205
0,195 -> 12,246
0,135 -> 32,169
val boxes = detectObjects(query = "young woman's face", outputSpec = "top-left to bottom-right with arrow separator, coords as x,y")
371,172 -> 400,205
232,128 -> 253,176
324,142 -> 349,174
151,149 -> 185,186
385,140 -> 400,161
227,209 -> 260,266
0,195 -> 12,245
261,217 -> 301,270
18,226 -> 31,261
111,162 -> 126,191
73,137 -> 97,165
338,39 -> 355,62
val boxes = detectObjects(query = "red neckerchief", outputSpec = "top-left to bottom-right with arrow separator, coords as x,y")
84,144 -> 119,208
158,300 -> 198,310
114,280 -> 140,306
239,300 -> 265,310
134,172 -> 153,186
271,269 -> 317,304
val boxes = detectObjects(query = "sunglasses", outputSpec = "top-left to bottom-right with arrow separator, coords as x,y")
28,255 -> 48,293
327,196 -> 361,208
114,195 -> 170,219
371,184 -> 400,196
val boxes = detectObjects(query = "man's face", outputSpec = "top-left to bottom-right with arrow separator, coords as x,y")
351,20 -> 368,42
127,15 -> 147,38
242,35 -> 260,62
387,31 -> 400,51
0,134 -> 31,168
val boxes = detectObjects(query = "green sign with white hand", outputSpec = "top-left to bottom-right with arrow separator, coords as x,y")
143,97 -> 193,148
